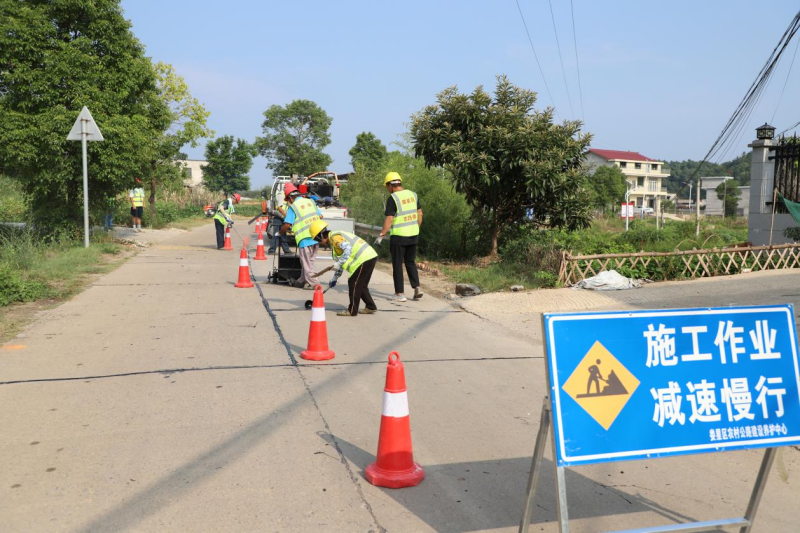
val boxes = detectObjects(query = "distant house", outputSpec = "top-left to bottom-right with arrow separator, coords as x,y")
700,176 -> 750,217
586,149 -> 671,211
176,159 -> 209,189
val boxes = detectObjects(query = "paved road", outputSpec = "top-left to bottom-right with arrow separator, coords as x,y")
1,224 -> 798,532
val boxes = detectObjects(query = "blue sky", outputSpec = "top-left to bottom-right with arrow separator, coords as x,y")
122,1 -> 800,188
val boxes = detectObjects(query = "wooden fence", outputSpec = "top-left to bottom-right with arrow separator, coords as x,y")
559,243 -> 800,286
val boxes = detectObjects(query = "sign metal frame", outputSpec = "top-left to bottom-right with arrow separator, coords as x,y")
519,313 -> 783,533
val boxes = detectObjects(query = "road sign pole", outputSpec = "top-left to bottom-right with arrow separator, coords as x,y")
81,118 -> 90,248
739,448 -> 777,533
519,397 -> 552,533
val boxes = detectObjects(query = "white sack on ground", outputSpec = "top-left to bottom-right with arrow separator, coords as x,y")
572,270 -> 642,290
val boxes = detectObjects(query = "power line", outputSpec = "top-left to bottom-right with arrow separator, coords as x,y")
570,0 -> 585,122
514,0 -> 560,118
547,0 -> 575,118
771,34 -> 800,124
778,119 -> 800,136
673,10 -> 800,201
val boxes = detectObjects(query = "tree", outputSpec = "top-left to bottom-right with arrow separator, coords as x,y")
147,62 -> 213,225
202,136 -> 257,194
0,0 -> 171,231
349,132 -> 388,171
716,179 -> 741,217
255,100 -> 332,176
588,166 -> 627,213
410,75 -> 592,255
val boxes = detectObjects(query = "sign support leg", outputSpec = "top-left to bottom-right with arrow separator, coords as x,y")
739,447 -> 776,533
519,397 -> 551,533
81,119 -> 90,248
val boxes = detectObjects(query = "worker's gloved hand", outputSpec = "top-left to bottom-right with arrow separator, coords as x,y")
328,280 -> 337,289
375,235 -> 384,246
227,219 -> 234,226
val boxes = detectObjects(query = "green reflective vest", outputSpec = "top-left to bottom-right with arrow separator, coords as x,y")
389,189 -> 419,237
290,198 -> 320,243
213,198 -> 235,224
331,231 -> 378,274
131,187 -> 145,207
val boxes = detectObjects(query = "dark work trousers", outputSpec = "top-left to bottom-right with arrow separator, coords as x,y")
214,219 -> 226,248
390,239 -> 420,294
268,217 -> 291,253
347,257 -> 378,316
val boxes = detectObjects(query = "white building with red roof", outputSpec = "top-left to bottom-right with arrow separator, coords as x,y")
586,148 -> 671,212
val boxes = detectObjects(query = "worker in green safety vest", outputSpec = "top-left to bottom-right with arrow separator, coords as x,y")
129,178 -> 146,232
213,193 -> 241,249
309,220 -> 378,317
377,172 -> 423,302
280,187 -> 323,289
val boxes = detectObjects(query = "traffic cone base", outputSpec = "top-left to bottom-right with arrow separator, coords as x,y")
365,462 -> 425,489
300,285 -> 334,361
365,351 -> 424,488
234,247 -> 254,288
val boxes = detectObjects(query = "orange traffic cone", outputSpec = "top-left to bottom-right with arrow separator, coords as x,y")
365,351 -> 425,489
254,218 -> 262,235
254,231 -> 267,260
234,246 -> 254,288
300,285 -> 335,361
223,226 -> 233,250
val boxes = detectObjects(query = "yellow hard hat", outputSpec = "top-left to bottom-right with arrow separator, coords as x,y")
309,220 -> 329,240
384,172 -> 402,186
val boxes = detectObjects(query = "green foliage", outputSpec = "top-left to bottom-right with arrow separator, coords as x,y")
255,100 -> 333,175
439,262 -> 560,292
147,62 -> 213,225
716,179 -> 741,217
344,151 -> 485,259
783,226 -> 800,242
0,175 -> 26,222
202,135 -> 257,194
0,1 -> 172,233
588,166 -> 627,212
410,75 -> 592,254
349,132 -> 388,171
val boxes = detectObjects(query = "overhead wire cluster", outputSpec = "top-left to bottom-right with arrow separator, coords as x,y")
514,0 -> 585,123
676,9 -> 800,199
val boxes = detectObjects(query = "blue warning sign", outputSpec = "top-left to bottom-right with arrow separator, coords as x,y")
544,305 -> 800,466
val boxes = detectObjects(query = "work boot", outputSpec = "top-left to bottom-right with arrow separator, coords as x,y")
392,294 -> 407,302
413,287 -> 424,300
337,310 -> 354,317
361,308 -> 377,315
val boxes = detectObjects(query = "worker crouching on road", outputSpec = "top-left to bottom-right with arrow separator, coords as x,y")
213,192 -> 241,249
281,185 -> 323,289
310,220 -> 378,317
377,172 -> 423,302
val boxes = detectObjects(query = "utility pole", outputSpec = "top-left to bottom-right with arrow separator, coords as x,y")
695,177 -> 702,237
67,107 -> 104,248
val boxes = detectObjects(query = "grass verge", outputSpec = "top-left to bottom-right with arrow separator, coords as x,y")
0,229 -> 134,342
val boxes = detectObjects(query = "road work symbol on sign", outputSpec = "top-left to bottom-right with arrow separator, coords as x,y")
561,341 -> 640,430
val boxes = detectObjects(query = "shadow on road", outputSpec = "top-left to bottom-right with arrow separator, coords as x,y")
322,433 -> 698,532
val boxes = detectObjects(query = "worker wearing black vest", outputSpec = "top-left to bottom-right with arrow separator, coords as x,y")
377,172 -> 423,302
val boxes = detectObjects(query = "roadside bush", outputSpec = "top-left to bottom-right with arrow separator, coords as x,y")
0,266 -> 50,306
0,175 -> 26,222
345,152 -> 489,259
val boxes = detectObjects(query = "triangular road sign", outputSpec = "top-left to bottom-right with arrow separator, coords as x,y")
67,106 -> 104,141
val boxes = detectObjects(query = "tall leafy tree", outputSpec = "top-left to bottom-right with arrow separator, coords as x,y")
255,100 -> 332,176
410,75 -> 592,255
716,179 -> 741,217
349,132 -> 388,171
588,166 -> 627,213
147,62 -> 213,225
0,0 -> 171,231
202,136 -> 257,194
